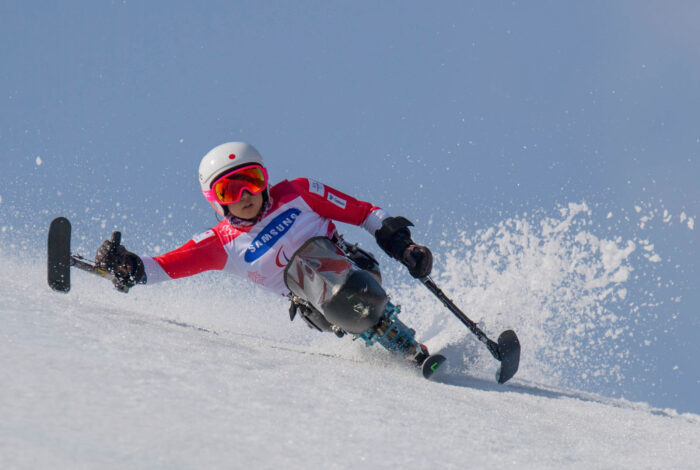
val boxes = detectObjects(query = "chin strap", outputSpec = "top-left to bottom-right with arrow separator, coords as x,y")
225,191 -> 273,228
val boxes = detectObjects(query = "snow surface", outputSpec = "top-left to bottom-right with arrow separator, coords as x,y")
2,233 -> 699,469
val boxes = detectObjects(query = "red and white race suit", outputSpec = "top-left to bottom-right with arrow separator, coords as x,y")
141,178 -> 389,296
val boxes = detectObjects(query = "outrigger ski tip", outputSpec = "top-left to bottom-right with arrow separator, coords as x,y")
48,217 -> 72,292
48,216 -> 127,293
495,329 -> 520,384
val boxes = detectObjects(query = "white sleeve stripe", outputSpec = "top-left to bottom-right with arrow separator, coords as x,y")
361,208 -> 390,235
142,256 -> 172,284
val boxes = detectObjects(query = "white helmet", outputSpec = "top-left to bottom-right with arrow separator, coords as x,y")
198,142 -> 266,216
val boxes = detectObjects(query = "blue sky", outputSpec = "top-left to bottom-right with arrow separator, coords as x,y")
1,1 -> 698,412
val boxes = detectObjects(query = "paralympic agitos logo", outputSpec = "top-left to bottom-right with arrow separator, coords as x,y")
244,208 -> 301,263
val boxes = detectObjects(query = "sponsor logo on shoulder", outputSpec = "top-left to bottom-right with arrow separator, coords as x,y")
309,179 -> 325,196
327,192 -> 347,209
192,230 -> 215,244
244,208 -> 301,263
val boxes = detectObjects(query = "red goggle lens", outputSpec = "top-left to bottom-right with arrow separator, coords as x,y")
211,165 -> 267,204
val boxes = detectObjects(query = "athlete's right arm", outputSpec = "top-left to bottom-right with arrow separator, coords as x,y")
140,229 -> 228,284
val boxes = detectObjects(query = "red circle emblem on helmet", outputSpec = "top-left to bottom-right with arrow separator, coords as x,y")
228,154 -> 236,160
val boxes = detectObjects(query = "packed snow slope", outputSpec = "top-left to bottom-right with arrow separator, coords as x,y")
1,248 -> 699,469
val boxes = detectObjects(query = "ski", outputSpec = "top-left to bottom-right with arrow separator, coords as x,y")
422,354 -> 447,379
48,217 -> 72,292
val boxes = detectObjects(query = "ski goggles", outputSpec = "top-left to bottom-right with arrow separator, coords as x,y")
202,164 -> 269,205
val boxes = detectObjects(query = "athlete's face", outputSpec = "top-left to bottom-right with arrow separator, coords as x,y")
227,190 -> 263,220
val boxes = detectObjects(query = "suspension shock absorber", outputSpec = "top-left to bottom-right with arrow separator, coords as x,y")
359,301 -> 428,364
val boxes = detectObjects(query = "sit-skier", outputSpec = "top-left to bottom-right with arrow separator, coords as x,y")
95,142 -> 435,365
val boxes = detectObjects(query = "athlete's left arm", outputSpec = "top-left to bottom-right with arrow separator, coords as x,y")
290,178 -> 433,278
289,178 -> 389,234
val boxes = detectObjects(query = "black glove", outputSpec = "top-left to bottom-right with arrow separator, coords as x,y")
375,216 -> 433,278
95,231 -> 145,291
401,244 -> 433,279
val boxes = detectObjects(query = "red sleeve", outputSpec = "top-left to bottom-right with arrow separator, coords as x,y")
289,178 -> 380,226
152,230 -> 228,279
